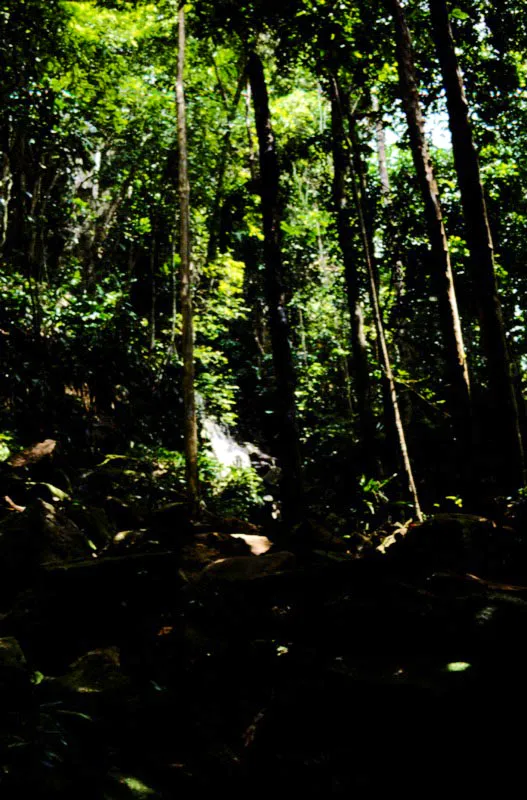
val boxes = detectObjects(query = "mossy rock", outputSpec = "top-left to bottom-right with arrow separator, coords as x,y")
68,504 -> 114,548
385,513 -> 523,577
50,647 -> 132,697
0,637 -> 31,704
81,460 -> 152,500
199,551 -> 296,585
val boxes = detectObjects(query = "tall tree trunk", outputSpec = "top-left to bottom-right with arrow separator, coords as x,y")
148,217 -> 157,354
369,97 -> 416,451
371,93 -> 391,199
0,150 -> 11,249
169,235 -> 178,356
329,78 -> 378,473
347,101 -> 422,520
386,0 -> 472,469
297,307 -> 308,368
429,0 -> 525,489
206,60 -> 247,264
176,3 -> 199,507
245,80 -> 258,184
246,50 -> 303,526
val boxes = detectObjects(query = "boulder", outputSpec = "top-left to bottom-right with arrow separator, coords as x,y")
230,533 -> 273,555
36,499 -> 94,564
0,500 -> 92,599
199,551 -> 296,585
51,646 -> 132,697
383,513 -> 524,578
8,439 -> 57,468
0,637 -> 31,705
150,502 -> 194,534
67,504 -> 113,549
104,496 -> 143,530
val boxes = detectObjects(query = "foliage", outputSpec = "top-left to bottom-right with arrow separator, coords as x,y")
149,446 -> 266,519
2,0 -> 527,516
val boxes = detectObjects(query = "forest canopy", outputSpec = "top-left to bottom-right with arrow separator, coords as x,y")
4,3 -> 527,796
2,0 -> 527,525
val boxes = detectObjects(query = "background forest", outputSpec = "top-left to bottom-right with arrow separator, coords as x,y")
4,2 -> 527,797
3,0 -> 527,524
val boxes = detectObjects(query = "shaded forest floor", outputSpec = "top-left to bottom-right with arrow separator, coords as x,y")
2,441 -> 527,797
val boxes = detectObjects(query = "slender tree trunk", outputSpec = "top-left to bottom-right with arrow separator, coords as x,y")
371,93 -> 391,199
0,150 -> 11,249
386,0 -> 472,467
369,98 -> 416,452
148,217 -> 157,354
347,111 -> 381,293
27,172 -> 43,338
169,235 -> 178,356
246,50 -> 303,526
329,78 -> 377,473
429,0 -> 525,489
297,307 -> 308,368
245,80 -> 258,183
347,108 -> 422,520
126,244 -> 137,296
206,61 -> 247,264
176,3 -> 199,507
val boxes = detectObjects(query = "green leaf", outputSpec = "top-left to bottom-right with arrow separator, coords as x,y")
451,7 -> 469,19
27,482 -> 69,501
446,662 -> 471,673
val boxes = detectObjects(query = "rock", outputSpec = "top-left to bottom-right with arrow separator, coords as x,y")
104,496 -> 143,530
205,513 -> 262,535
8,439 -> 57,468
179,540 -> 226,579
25,481 -> 70,504
288,518 -> 347,554
112,529 -> 148,550
199,551 -> 296,584
36,499 -> 94,564
0,637 -> 31,705
198,532 -> 252,556
52,647 -> 132,696
179,532 -> 253,581
0,636 -> 27,670
383,513 -> 521,577
80,460 -> 152,506
230,533 -> 273,555
0,500 -> 92,599
104,772 -> 162,799
185,552 -> 297,631
68,504 -> 114,548
150,501 -> 194,534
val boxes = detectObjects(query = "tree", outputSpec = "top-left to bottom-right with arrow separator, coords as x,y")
329,76 -> 377,472
336,78 -> 422,520
246,50 -> 303,525
176,2 -> 199,506
429,0 -> 525,489
386,0 -> 472,469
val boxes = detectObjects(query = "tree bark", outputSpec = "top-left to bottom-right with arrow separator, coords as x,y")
386,0 -> 472,467
346,97 -> 422,520
245,80 -> 259,184
429,0 -> 525,489
329,78 -> 378,473
206,60 -> 247,265
246,50 -> 303,526
169,235 -> 178,356
176,3 -> 199,507
148,216 -> 157,354
371,93 -> 391,199
0,149 -> 11,249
